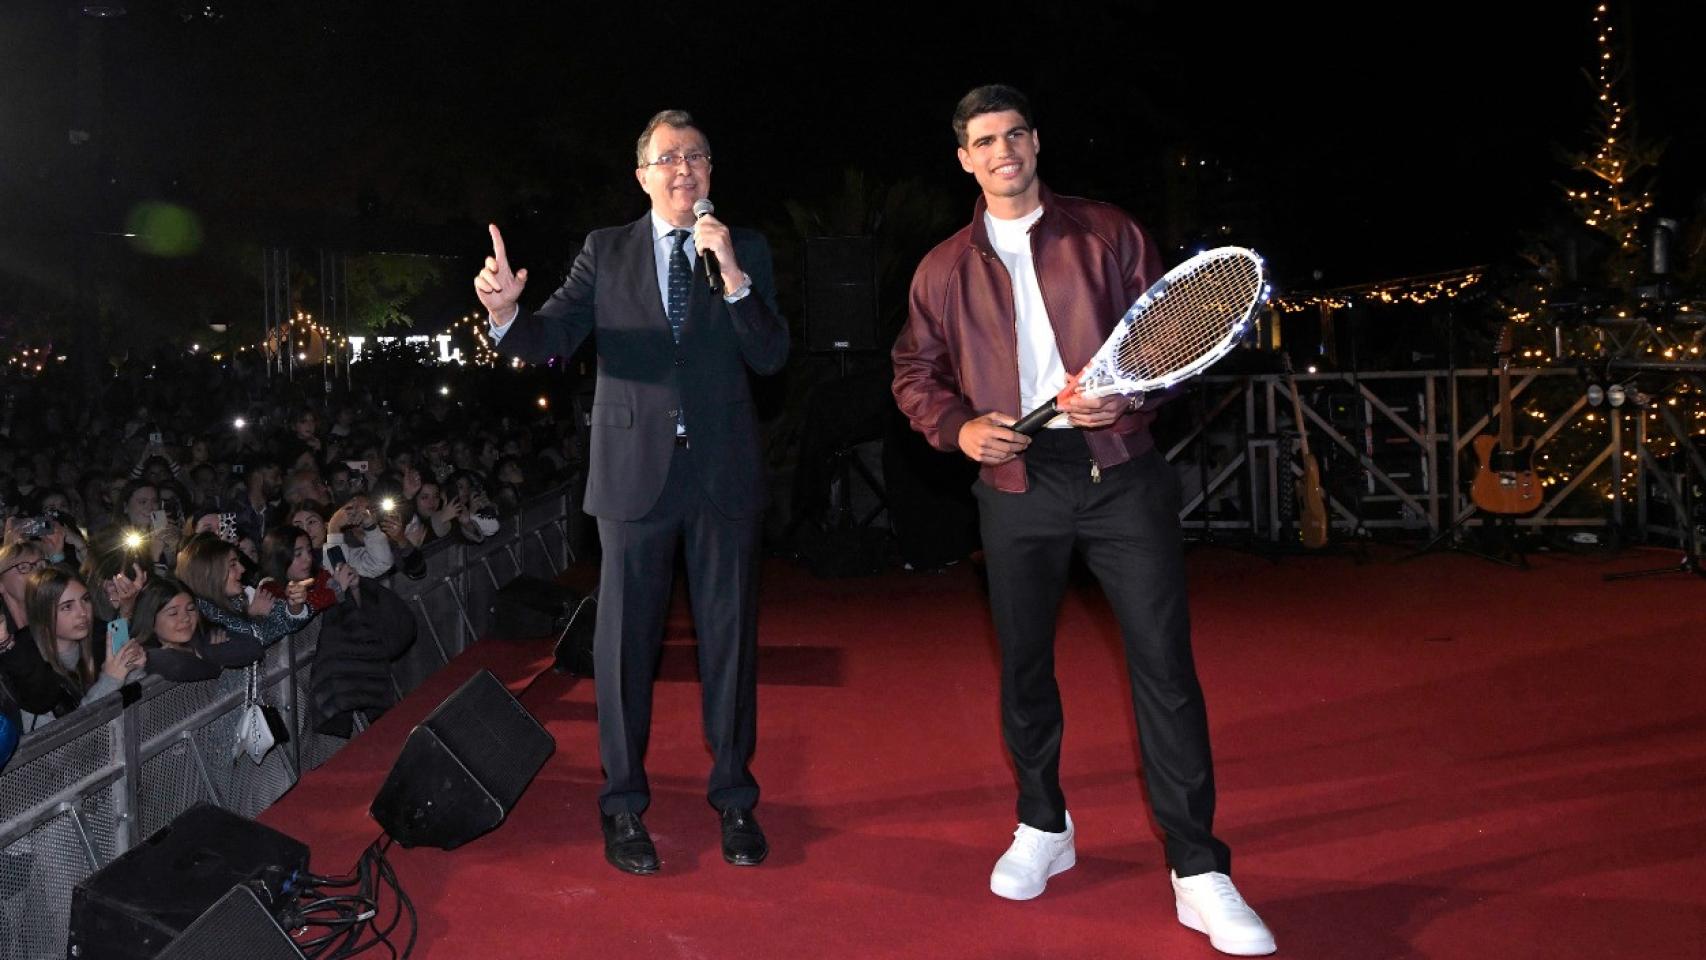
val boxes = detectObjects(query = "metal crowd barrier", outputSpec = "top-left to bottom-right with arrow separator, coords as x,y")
0,483 -> 574,960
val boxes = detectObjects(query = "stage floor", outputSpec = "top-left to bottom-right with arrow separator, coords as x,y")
261,543 -> 1706,959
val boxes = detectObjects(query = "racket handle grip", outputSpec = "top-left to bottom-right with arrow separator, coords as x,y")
1010,400 -> 1059,437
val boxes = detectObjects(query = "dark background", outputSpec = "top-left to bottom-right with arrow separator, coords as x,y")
2,0 -> 1704,336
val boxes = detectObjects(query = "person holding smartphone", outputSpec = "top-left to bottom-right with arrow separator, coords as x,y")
305,498 -> 395,579
258,524 -> 354,616
23,567 -> 145,730
32,490 -> 90,569
113,480 -> 182,571
366,485 -> 425,581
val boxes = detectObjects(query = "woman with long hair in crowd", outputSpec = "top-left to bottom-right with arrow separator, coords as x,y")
175,533 -> 312,644
23,566 -> 145,729
258,524 -> 354,616
129,576 -> 265,683
0,541 -> 73,718
410,478 -> 492,545
407,480 -> 446,547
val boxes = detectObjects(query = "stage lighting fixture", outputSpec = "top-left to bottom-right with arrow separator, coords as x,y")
233,417 -> 246,429
1607,384 -> 1627,408
1587,384 -> 1605,407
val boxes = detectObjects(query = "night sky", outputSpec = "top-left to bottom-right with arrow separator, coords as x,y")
4,1 -> 1705,325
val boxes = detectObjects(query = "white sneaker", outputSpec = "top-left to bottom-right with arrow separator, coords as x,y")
989,812 -> 1076,900
1171,870 -> 1276,956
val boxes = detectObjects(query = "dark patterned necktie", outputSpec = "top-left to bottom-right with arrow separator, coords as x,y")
666,229 -> 690,437
666,229 -> 690,344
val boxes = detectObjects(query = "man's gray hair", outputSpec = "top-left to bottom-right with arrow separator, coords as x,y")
635,109 -> 710,167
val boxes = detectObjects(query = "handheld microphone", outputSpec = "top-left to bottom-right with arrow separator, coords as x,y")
691,198 -> 724,295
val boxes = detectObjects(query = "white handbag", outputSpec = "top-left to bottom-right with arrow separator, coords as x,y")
233,664 -> 276,765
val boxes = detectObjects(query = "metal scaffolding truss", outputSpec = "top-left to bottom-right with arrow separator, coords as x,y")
1167,366 -> 1701,546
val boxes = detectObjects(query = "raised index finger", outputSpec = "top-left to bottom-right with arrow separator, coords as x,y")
488,224 -> 511,271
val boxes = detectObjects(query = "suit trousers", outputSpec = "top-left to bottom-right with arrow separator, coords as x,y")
974,431 -> 1231,877
594,441 -> 762,816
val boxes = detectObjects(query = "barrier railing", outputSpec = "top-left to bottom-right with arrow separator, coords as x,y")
0,483 -> 573,960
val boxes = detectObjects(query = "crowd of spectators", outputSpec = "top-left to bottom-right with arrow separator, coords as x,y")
0,346 -> 586,764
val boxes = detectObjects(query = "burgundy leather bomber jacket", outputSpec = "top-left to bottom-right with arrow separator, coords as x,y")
892,184 -> 1168,493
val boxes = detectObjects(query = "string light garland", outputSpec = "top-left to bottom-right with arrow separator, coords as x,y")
1272,269 -> 1484,313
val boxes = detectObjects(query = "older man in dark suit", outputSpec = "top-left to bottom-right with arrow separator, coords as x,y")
475,109 -> 787,875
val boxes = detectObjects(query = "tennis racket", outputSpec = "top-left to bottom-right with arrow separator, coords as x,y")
1010,246 -> 1270,435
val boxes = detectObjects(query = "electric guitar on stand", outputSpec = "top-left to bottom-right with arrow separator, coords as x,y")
1281,354 -> 1329,548
1471,324 -> 1543,515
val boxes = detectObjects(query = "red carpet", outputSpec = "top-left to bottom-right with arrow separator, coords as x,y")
262,545 -> 1706,959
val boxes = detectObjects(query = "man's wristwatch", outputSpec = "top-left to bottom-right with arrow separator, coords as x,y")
1126,394 -> 1145,412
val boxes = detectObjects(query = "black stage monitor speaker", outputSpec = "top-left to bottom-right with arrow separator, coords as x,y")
491,574 -> 596,676
490,575 -> 574,639
67,805 -> 309,960
805,236 -> 878,353
156,884 -> 306,960
370,668 -> 555,850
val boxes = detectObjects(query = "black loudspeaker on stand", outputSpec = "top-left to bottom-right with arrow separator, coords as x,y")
804,236 -> 877,353
67,805 -> 309,960
370,668 -> 555,850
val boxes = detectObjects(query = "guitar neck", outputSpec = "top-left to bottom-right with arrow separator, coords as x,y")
1286,373 -> 1312,457
1497,357 -> 1515,449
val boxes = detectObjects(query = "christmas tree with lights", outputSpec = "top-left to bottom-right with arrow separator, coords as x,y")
1559,1 -> 1664,293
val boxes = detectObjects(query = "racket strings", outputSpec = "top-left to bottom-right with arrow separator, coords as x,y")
1111,254 -> 1264,382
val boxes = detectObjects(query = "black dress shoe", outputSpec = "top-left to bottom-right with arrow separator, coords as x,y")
601,812 -> 659,875
719,807 -> 768,866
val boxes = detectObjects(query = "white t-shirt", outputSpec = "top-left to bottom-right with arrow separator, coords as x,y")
985,207 -> 1070,429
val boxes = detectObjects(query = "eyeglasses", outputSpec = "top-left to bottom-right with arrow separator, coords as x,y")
639,152 -> 711,171
1,559 -> 42,578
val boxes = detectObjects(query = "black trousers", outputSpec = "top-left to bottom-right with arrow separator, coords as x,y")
594,442 -> 762,816
975,432 -> 1231,877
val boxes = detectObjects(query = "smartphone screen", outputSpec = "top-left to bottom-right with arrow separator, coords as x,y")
325,544 -> 347,570
107,619 -> 129,658
149,509 -> 167,531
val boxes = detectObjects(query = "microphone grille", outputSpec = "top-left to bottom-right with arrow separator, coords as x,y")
692,199 -> 715,218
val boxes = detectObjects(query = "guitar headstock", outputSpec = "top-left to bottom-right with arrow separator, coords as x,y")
1493,322 -> 1514,359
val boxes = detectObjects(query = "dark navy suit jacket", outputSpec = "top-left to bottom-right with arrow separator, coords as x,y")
495,214 -> 788,521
